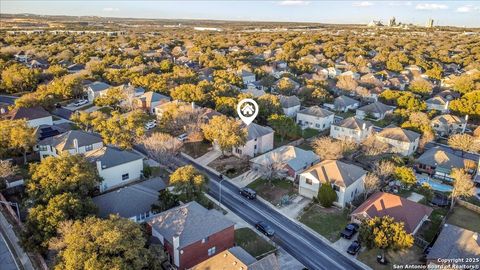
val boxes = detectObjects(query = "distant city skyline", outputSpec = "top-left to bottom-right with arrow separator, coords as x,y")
2,1 -> 480,27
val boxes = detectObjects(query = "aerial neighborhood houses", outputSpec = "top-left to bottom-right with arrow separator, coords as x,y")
232,123 -> 274,158
376,126 -> 420,156
330,117 -> 373,143
296,106 -> 334,131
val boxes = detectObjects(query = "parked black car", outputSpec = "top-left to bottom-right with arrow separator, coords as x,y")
347,240 -> 361,255
255,221 -> 275,237
239,187 -> 257,199
340,223 -> 359,239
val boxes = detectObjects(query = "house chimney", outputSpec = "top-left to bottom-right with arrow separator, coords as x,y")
191,102 -> 195,109
73,138 -> 79,153
445,100 -> 449,111
173,234 -> 180,267
463,115 -> 468,133
362,123 -> 366,130
473,232 -> 478,241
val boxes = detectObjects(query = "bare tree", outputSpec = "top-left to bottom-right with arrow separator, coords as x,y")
448,134 -> 480,156
312,136 -> 357,160
120,84 -> 137,111
364,173 -> 380,200
373,160 -> 396,183
141,132 -> 183,167
450,168 -> 476,209
361,135 -> 391,157
0,160 -> 17,189
258,152 -> 288,184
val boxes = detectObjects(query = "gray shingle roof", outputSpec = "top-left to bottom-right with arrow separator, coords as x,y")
147,201 -> 234,249
334,95 -> 359,108
377,126 -> 420,143
357,101 -> 394,115
427,224 -> 480,262
298,106 -> 334,118
246,123 -> 274,140
249,253 -> 280,270
279,95 -> 300,108
38,130 -> 102,152
426,96 -> 447,105
93,177 -> 166,218
84,146 -> 143,169
10,106 -> 51,120
302,160 -> 366,187
416,147 -> 472,169
250,145 -> 319,172
87,81 -> 111,92
335,117 -> 372,130
228,246 -> 256,265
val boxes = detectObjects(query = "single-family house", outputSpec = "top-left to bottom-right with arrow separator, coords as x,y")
85,81 -> 112,102
27,59 -> 49,69
93,177 -> 166,222
333,95 -> 360,112
415,147 -> 475,181
426,96 -> 449,113
147,201 -> 235,270
14,51 -> 29,63
426,224 -> 480,268
431,114 -> 467,137
330,117 -> 373,143
356,101 -> 394,120
351,192 -> 433,234
67,63 -> 85,74
9,106 -> 53,127
279,95 -> 301,117
250,146 -> 320,180
233,123 -> 274,158
240,70 -> 256,85
136,91 -> 171,114
190,246 -> 279,270
298,160 -> 366,208
327,67 -> 341,78
376,126 -> 420,156
340,70 -> 360,80
85,146 -> 144,192
37,130 -> 103,159
296,106 -> 334,131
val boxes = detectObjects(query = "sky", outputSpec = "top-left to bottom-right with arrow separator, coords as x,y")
2,1 -> 480,27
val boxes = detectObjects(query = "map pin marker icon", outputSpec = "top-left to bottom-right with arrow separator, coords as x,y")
237,98 -> 258,126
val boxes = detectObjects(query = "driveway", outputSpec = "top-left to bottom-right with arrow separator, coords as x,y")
333,234 -> 360,258
278,196 -> 311,219
195,150 -> 221,166
230,170 -> 261,188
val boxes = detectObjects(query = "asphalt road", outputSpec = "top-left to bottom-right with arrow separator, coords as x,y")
172,155 -> 366,270
0,232 -> 18,270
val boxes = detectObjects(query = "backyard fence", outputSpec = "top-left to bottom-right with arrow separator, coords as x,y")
457,199 -> 480,214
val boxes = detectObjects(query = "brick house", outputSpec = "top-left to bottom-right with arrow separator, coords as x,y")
147,202 -> 235,269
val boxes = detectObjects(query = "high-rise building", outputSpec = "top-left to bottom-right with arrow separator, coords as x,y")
426,19 -> 434,28
389,17 -> 396,27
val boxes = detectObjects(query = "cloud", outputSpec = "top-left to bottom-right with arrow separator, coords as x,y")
278,1 -> 311,6
415,3 -> 449,10
388,1 -> 412,6
352,1 -> 374,7
103,7 -> 119,12
456,5 -> 480,13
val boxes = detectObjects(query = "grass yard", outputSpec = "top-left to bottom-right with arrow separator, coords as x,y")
416,207 -> 448,242
150,166 -> 170,180
298,204 -> 350,242
301,128 -> 320,139
234,228 -> 276,258
357,246 -> 424,270
447,206 -> 480,233
297,141 -> 314,151
181,141 -> 212,159
247,178 -> 297,205
208,155 -> 250,178
273,134 -> 297,148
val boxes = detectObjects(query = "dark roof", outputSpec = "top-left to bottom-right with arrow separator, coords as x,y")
278,95 -> 300,108
34,124 -> 70,141
0,95 -> 17,105
427,224 -> 479,262
416,147 -> 472,170
93,177 -> 166,218
38,130 -> 102,152
84,146 -> 143,169
246,123 -> 274,140
334,95 -> 359,108
147,201 -> 234,249
51,107 -> 74,120
298,106 -> 334,118
10,106 -> 51,121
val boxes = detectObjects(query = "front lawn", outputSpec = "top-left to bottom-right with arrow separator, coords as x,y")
247,178 -> 297,205
357,246 -> 424,270
298,204 -> 349,242
181,141 -> 211,159
234,228 -> 276,258
301,128 -> 319,139
447,206 -> 480,233
273,134 -> 297,148
208,155 -> 250,178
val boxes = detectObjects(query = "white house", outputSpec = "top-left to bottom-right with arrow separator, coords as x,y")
233,123 -> 274,158
296,106 -> 334,131
431,114 -> 467,137
136,91 -> 171,114
376,126 -> 420,156
85,81 -> 112,102
356,101 -> 395,120
10,106 -> 53,128
330,117 -> 373,143
426,96 -> 449,113
327,67 -> 341,78
332,95 -> 360,112
298,160 -> 366,208
279,95 -> 301,117
340,70 -> 360,80
85,146 -> 144,192
37,130 -> 103,159
239,70 -> 256,85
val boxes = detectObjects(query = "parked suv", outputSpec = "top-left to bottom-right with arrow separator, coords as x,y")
239,187 -> 257,199
340,223 -> 359,239
255,221 -> 275,237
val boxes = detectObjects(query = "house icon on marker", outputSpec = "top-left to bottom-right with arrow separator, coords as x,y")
241,103 -> 255,116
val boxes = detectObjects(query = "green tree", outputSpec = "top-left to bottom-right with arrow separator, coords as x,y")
449,91 -> 480,121
50,216 -> 150,270
169,165 -> 207,202
94,86 -> 126,108
1,63 -> 39,93
318,183 -> 337,207
394,166 -> 416,186
170,83 -> 206,103
202,115 -> 247,155
409,79 -> 433,96
152,189 -> 179,212
256,94 -> 282,124
0,119 -> 36,163
268,114 -> 300,141
46,64 -> 68,78
358,216 -> 414,257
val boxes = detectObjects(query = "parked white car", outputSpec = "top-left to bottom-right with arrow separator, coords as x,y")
177,133 -> 188,142
73,99 -> 89,107
144,120 -> 157,130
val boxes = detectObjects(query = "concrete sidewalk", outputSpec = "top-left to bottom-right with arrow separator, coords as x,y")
0,211 -> 35,270
195,150 -> 221,166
